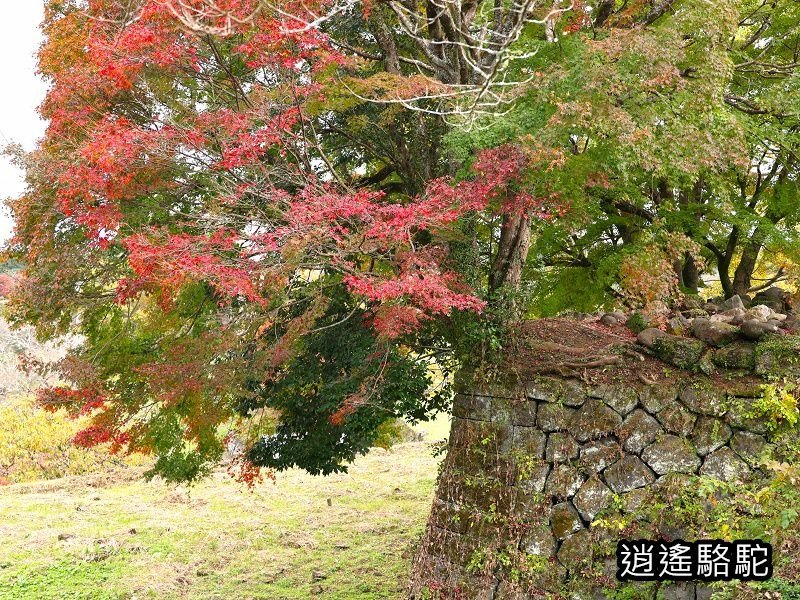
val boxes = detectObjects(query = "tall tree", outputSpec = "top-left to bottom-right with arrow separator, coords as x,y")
7,0 -> 799,482
493,0 -> 800,309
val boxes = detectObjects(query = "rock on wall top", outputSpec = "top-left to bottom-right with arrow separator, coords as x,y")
504,287 -> 799,384
630,288 -> 796,375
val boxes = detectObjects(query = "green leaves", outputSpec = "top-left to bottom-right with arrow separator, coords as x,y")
243,292 -> 449,475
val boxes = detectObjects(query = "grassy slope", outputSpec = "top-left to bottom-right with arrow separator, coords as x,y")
0,440 -> 444,600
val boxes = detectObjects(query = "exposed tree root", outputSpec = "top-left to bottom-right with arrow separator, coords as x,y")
639,373 -> 658,385
530,355 -> 621,381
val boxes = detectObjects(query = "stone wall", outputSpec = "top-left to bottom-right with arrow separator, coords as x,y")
409,367 -> 788,599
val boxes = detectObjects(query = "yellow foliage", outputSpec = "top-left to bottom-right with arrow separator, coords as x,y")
0,396 -> 145,485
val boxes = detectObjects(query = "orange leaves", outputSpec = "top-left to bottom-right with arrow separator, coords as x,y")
266,296 -> 329,368
349,72 -> 450,102
618,232 -> 706,313
563,0 -> 590,34
55,116 -> 179,236
38,7 -> 88,78
370,305 -> 426,339
35,387 -> 130,454
256,319 -> 274,338
343,252 -> 486,335
196,107 -> 302,170
33,0 -> 529,345
226,454 -> 275,489
618,250 -> 679,307
15,0 -> 580,485
0,274 -> 19,299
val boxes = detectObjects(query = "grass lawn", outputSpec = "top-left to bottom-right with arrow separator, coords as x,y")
0,439 -> 444,600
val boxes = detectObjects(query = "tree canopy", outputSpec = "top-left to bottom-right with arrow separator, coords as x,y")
7,0 -> 800,481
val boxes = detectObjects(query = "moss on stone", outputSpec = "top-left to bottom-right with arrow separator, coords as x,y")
650,334 -> 706,370
413,321 -> 800,599
754,334 -> 800,379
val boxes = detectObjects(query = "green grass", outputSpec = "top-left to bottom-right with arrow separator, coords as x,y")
0,439 -> 444,600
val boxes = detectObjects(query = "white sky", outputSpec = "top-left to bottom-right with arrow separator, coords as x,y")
0,3 -> 47,246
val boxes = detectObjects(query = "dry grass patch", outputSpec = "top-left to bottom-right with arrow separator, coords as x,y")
0,440 -> 442,600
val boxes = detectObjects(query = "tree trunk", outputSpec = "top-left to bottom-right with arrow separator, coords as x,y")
369,10 -> 401,75
718,242 -> 735,299
488,212 -> 532,297
709,225 -> 740,298
594,0 -> 616,27
719,257 -> 734,298
682,253 -> 700,294
675,180 -> 702,295
672,258 -> 685,289
732,206 -> 787,297
733,241 -> 761,297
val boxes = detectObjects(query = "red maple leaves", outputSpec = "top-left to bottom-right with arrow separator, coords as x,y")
37,387 -> 130,452
37,3 -> 561,336
15,0 -> 568,475
121,230 -> 264,307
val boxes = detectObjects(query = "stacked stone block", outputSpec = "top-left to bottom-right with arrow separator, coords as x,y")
411,376 -> 771,599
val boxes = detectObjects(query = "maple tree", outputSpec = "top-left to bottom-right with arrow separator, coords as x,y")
6,0 -> 800,481
501,0 -> 800,311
